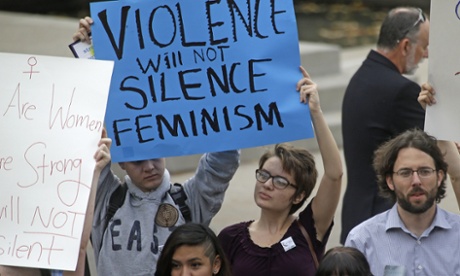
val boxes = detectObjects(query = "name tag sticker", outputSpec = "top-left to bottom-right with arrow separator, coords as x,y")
281,236 -> 296,252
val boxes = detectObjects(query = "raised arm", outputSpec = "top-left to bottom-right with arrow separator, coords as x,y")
297,66 -> 343,240
438,140 -> 460,210
183,149 -> 240,226
64,131 -> 112,276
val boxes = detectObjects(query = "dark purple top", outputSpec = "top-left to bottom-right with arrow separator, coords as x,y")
218,201 -> 333,276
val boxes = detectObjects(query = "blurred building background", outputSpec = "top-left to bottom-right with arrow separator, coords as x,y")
0,0 -> 431,48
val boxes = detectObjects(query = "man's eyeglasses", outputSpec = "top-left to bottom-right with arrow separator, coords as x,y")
397,8 -> 426,43
393,167 -> 436,179
409,8 -> 426,29
255,169 -> 297,190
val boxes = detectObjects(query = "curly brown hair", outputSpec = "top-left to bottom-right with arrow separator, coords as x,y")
372,129 -> 447,204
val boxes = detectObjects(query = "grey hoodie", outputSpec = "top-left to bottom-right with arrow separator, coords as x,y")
91,150 -> 240,276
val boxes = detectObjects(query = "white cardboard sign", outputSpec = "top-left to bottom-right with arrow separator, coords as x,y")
0,52 -> 113,271
425,0 -> 460,140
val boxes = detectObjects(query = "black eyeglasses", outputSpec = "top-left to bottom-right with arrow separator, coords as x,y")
393,167 -> 436,179
397,8 -> 426,43
255,169 -> 297,190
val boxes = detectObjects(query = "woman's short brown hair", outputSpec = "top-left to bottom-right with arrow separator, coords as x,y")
259,143 -> 318,214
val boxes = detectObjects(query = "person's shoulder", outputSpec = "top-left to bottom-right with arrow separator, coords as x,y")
219,221 -> 252,237
348,51 -> 405,88
349,210 -> 388,234
437,207 -> 460,224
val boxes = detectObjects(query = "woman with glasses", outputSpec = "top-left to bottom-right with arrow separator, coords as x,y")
218,66 -> 343,275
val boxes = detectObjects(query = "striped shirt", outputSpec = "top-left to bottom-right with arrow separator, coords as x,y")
345,204 -> 460,276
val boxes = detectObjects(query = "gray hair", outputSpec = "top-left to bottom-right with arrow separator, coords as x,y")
377,7 -> 427,51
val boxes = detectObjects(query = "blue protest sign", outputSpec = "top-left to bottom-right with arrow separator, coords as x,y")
90,0 -> 313,162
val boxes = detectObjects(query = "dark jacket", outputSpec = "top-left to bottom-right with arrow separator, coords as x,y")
340,50 -> 425,243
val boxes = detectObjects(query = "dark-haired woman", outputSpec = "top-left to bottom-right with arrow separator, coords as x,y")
316,246 -> 373,276
156,223 -> 231,276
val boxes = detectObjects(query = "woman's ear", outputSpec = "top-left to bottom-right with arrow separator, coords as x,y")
293,191 -> 306,205
212,255 -> 222,275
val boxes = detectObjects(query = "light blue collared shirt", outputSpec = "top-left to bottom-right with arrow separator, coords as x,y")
345,204 -> 460,276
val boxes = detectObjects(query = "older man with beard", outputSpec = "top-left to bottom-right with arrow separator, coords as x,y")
340,7 -> 430,244
345,129 -> 460,276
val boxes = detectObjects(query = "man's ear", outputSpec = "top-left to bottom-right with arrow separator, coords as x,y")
119,162 -> 126,170
399,38 -> 411,56
293,191 -> 306,205
437,170 -> 445,188
386,175 -> 395,191
212,255 -> 222,275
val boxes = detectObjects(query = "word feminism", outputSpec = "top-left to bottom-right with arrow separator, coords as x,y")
112,101 -> 283,146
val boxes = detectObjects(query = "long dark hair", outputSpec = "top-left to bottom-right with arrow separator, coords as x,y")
155,223 -> 231,276
315,246 -> 373,276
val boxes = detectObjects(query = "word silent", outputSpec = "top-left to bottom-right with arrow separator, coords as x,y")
0,234 -> 62,264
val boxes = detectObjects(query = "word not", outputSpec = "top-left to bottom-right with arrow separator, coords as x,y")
30,207 -> 85,237
97,0 -> 286,59
136,46 -> 231,74
121,58 -> 271,110
112,101 -> 283,146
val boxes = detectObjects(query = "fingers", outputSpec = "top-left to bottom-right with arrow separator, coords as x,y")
72,17 -> 94,42
421,82 -> 433,92
95,138 -> 112,160
296,66 -> 313,90
299,84 -> 317,103
80,16 -> 94,29
98,137 -> 112,149
299,66 -> 310,79
418,83 -> 436,110
94,138 -> 112,169
101,127 -> 107,139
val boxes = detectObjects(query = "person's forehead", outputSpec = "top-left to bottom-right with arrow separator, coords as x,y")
127,158 -> 165,164
417,21 -> 430,41
394,147 -> 434,165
